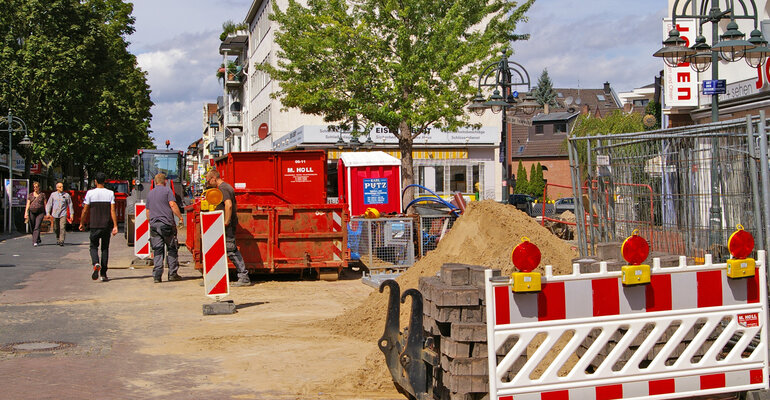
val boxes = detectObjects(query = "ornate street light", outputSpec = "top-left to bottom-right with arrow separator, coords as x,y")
653,0 -> 769,251
1,111 -> 31,233
468,51 -> 535,196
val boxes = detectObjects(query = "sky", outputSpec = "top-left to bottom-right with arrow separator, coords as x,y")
127,0 -> 669,150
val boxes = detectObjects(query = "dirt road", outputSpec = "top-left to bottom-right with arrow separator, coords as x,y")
0,231 -> 402,399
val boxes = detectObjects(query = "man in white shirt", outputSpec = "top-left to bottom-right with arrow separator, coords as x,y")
80,172 -> 118,282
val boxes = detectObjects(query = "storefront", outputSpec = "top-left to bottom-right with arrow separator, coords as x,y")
272,125 -> 501,201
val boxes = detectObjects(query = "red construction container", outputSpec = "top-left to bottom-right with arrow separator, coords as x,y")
186,150 -> 349,280
338,151 -> 402,216
214,151 -> 327,205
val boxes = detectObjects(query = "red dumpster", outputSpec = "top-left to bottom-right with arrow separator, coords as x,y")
185,150 -> 349,280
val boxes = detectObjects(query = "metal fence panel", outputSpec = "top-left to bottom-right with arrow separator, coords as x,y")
569,116 -> 768,260
418,214 -> 457,257
349,217 -> 415,270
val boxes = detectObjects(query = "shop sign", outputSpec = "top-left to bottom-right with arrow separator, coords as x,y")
663,18 -> 698,108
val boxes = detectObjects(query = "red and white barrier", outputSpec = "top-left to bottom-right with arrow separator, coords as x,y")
201,210 -> 229,300
484,252 -> 769,400
134,203 -> 150,258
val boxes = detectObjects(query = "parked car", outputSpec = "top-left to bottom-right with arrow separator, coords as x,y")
554,197 -> 576,214
508,194 -> 535,214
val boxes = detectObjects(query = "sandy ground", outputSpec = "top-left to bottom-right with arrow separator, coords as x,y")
0,230 -> 403,399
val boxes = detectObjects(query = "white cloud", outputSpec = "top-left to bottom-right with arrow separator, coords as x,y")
148,100 -> 205,150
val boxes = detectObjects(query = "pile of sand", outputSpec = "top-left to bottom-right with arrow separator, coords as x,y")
322,200 -> 578,393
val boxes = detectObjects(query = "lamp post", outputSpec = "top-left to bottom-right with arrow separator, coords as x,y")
653,0 -> 770,251
1,111 -> 32,233
468,51 -> 538,200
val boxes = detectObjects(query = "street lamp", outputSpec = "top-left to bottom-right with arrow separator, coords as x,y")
468,50 -> 535,198
0,111 -> 31,233
653,0 -> 770,251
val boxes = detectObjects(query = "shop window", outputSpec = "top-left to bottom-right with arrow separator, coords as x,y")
472,165 -> 480,194
435,166 -> 444,193
450,165 -> 466,192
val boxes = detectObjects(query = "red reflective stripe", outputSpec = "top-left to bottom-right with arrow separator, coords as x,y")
595,384 -> 623,400
209,274 -> 228,296
646,274 -> 673,312
751,369 -> 764,384
538,282 -> 566,321
136,204 -> 145,213
135,221 -> 148,239
648,378 -> 675,395
697,270 -> 723,307
592,277 -> 620,316
541,390 -> 569,400
748,268 -> 760,303
499,396 -> 513,400
700,373 -> 726,390
494,286 -> 510,325
138,243 -> 149,255
201,212 -> 219,234
204,236 -> 225,274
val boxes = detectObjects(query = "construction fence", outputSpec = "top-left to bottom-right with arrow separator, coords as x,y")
567,113 -> 770,261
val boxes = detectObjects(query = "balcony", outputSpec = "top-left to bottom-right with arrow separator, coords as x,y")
225,111 -> 242,128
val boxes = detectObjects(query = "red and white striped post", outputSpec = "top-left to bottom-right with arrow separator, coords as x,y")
201,210 -> 229,300
134,202 -> 150,259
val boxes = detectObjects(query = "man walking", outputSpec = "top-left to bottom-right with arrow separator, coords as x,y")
146,173 -> 184,283
46,182 -> 74,246
205,169 -> 250,286
79,172 -> 118,282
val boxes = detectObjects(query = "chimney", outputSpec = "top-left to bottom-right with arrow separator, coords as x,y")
544,103 -> 550,114
603,82 -> 611,94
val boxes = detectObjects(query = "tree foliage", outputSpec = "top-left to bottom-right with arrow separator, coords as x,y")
0,0 -> 153,179
259,0 -> 534,203
532,68 -> 558,107
515,160 -> 528,194
529,161 -> 545,199
568,110 -> 645,180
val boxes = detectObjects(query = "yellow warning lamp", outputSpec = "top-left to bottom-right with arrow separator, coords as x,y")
364,207 -> 381,219
201,188 -> 223,212
621,230 -> 651,286
727,224 -> 755,279
510,237 -> 542,293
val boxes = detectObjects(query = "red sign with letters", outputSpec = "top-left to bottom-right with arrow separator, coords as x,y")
738,312 -> 759,328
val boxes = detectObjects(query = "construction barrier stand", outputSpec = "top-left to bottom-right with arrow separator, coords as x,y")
134,202 -> 150,259
201,210 -> 229,300
484,252 -> 770,400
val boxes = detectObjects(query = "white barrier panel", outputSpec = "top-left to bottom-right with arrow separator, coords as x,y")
134,202 -> 150,259
201,210 -> 229,300
485,252 -> 769,400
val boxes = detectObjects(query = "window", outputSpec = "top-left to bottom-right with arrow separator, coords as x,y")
535,125 -> 544,134
517,145 -> 525,153
596,94 -> 606,101
554,123 -> 567,133
434,166 -> 444,193
633,99 -> 650,107
557,92 -> 564,98
472,165 -> 480,193
450,166 -> 466,192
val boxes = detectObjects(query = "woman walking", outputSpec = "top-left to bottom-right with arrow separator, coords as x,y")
24,181 -> 47,247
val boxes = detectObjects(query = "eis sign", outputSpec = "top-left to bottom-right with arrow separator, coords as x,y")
664,19 -> 698,107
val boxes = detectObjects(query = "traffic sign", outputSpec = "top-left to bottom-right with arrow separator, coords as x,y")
201,210 -> 229,300
703,79 -> 726,95
134,203 -> 150,259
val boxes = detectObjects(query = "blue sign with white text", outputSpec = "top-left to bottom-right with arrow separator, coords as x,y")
703,79 -> 726,95
363,178 -> 388,205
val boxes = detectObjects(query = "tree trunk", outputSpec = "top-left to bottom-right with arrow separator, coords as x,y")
398,121 -> 415,210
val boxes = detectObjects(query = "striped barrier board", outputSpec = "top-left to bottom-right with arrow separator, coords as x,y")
484,252 -> 770,400
134,202 -> 150,259
201,210 -> 229,300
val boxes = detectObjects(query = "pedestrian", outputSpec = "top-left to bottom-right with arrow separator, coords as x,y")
79,172 -> 118,282
205,169 -> 251,286
46,182 -> 74,246
24,181 -> 47,247
146,173 -> 184,283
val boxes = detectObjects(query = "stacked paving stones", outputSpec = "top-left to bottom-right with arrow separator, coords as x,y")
419,263 -> 501,400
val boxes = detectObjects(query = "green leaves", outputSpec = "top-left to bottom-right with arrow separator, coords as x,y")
533,68 -> 558,107
0,0 -> 153,178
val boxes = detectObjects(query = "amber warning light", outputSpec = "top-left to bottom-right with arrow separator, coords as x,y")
727,224 -> 756,279
621,230 -> 651,285
510,237 -> 541,292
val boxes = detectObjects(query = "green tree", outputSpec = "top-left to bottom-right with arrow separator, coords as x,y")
529,162 -> 545,199
533,68 -> 558,107
259,0 -> 534,204
0,0 -> 153,180
515,160 -> 529,194
567,110 -> 645,180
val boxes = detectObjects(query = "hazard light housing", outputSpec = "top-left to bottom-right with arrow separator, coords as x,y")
621,230 -> 651,286
510,237 -> 541,293
727,224 -> 756,279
